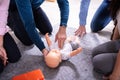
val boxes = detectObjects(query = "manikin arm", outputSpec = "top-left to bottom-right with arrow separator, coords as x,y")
70,47 -> 82,57
45,33 -> 52,50
45,33 -> 62,68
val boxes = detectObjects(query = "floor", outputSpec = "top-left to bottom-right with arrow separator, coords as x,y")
0,0 -> 114,80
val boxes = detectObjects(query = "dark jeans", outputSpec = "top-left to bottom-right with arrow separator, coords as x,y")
8,0 -> 53,51
92,40 -> 120,76
8,0 -> 52,46
91,0 -> 112,32
0,33 -> 21,73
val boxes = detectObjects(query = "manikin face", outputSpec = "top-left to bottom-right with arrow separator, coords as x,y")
45,49 -> 62,68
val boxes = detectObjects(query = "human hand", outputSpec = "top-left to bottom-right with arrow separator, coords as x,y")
109,74 -> 120,80
42,48 -> 49,57
55,26 -> 66,49
0,46 -> 8,66
75,26 -> 86,37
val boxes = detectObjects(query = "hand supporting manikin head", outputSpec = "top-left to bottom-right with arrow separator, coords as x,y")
45,33 -> 82,68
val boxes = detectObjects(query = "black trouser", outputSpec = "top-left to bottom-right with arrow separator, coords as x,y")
8,0 -> 53,46
0,33 -> 21,73
92,40 -> 120,76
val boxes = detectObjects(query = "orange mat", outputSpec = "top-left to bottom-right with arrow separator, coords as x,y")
12,69 -> 44,80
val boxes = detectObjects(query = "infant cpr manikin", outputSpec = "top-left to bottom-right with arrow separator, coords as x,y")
45,33 -> 82,68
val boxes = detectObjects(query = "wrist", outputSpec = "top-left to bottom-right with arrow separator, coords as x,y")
79,25 -> 85,27
42,48 -> 49,56
60,23 -> 67,27
0,35 -> 4,46
59,26 -> 66,33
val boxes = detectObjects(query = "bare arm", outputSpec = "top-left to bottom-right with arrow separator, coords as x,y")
0,0 -> 10,65
111,26 -> 120,40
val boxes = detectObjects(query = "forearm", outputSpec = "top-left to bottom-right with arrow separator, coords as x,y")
79,0 -> 90,26
111,26 -> 120,40
0,36 -> 4,47
57,0 -> 69,27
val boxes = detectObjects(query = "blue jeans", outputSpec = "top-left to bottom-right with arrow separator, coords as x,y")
91,0 -> 112,32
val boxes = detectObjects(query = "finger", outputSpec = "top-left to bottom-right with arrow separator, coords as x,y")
0,55 -> 4,60
75,30 -> 81,36
3,59 -> 7,66
75,29 -> 79,33
0,48 -> 7,60
75,30 -> 80,35
81,31 -> 86,38
0,56 -> 7,66
59,39 -> 65,49
0,50 -> 7,66
0,51 -> 4,57
58,39 -> 61,49
3,52 -> 8,60
60,40 -> 64,49
80,32 -> 85,37
78,31 -> 83,37
0,52 -> 4,60
70,47 -> 82,57
2,52 -> 8,60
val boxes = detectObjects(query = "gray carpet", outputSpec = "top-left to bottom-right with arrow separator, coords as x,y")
0,26 -> 112,80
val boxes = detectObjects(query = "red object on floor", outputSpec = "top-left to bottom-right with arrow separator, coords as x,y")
12,69 -> 44,80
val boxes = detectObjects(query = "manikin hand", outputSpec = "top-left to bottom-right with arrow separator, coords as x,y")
75,26 -> 86,37
42,48 -> 49,57
0,46 -> 8,66
55,26 -> 67,49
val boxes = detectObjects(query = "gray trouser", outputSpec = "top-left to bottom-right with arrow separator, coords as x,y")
92,39 -> 120,76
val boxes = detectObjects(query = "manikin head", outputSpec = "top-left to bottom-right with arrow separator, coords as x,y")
45,49 -> 62,68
